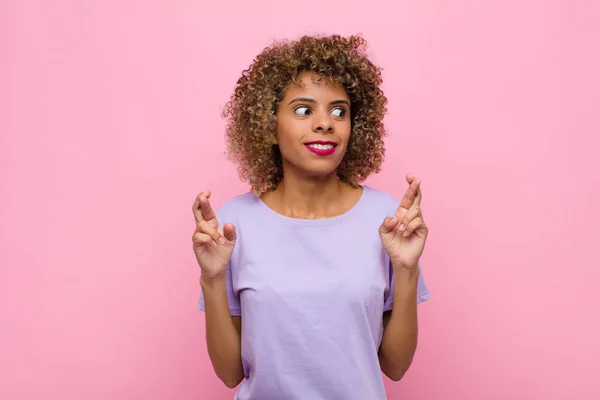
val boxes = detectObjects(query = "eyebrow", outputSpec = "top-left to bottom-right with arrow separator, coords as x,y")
287,97 -> 350,107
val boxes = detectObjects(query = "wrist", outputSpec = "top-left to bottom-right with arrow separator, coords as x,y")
392,264 -> 420,282
200,271 -> 227,288
391,259 -> 419,271
392,267 -> 420,304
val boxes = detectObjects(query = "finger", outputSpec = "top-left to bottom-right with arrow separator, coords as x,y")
222,223 -> 237,242
403,217 -> 427,237
398,204 -> 422,232
199,192 -> 218,226
379,216 -> 400,234
398,178 -> 421,211
191,231 -> 213,248
192,192 -> 205,223
414,185 -> 423,206
395,181 -> 419,222
193,191 -> 213,221
197,220 -> 225,245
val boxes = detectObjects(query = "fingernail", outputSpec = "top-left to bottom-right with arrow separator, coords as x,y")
390,217 -> 398,224
403,230 -> 410,236
399,224 -> 405,231
218,237 -> 225,245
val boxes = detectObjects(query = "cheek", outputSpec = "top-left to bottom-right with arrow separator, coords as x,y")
339,124 -> 352,145
276,121 -> 305,145
274,130 -> 295,158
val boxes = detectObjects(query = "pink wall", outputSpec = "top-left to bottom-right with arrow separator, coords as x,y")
1,1 -> 598,399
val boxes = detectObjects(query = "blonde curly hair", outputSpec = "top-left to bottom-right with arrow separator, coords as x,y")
222,34 -> 388,194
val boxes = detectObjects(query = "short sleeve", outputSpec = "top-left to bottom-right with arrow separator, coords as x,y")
197,262 -> 241,316
383,260 -> 430,311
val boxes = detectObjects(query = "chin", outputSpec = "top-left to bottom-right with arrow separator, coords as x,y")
283,154 -> 345,179
302,164 -> 341,178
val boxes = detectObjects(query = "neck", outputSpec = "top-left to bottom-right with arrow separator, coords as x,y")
262,169 -> 360,219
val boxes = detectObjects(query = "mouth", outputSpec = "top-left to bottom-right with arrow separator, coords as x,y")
304,141 -> 337,156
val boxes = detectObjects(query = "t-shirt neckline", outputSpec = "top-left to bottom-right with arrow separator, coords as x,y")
253,185 -> 371,226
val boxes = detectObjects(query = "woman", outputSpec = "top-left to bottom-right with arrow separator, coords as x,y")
193,34 -> 430,400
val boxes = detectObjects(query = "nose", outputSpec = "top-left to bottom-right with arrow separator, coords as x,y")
312,110 -> 334,133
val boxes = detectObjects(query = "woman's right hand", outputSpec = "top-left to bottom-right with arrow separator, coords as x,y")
192,191 -> 237,280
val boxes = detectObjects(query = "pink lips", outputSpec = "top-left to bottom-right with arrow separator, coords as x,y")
305,141 -> 337,156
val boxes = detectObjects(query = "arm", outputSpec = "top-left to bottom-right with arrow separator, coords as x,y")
192,191 -> 244,388
377,174 -> 429,381
201,275 -> 244,388
378,265 -> 420,381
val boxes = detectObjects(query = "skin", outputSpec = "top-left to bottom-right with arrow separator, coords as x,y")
261,72 -> 360,218
192,72 -> 429,387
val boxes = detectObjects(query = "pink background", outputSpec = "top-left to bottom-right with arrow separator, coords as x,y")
1,1 -> 599,399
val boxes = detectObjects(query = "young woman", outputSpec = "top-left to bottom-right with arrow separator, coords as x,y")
192,34 -> 430,400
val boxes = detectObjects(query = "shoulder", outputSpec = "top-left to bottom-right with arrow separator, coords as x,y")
362,185 -> 400,215
215,191 -> 259,223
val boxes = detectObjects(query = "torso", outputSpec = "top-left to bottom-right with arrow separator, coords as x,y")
199,185 -> 430,400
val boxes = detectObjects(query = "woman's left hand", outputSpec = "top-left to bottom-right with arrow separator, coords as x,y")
379,174 -> 429,269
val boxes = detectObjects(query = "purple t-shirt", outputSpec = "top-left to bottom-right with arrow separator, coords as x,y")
198,186 -> 430,400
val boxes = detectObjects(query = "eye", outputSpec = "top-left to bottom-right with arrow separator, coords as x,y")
294,106 -> 311,116
331,107 -> 346,118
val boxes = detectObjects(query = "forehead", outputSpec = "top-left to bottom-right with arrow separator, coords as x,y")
282,72 -> 349,99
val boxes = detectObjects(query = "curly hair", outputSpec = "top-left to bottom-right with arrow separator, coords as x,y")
222,34 -> 388,194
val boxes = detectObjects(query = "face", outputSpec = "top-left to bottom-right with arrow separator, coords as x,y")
274,72 -> 351,179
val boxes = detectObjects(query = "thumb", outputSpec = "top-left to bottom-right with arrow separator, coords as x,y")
222,223 -> 237,242
379,216 -> 399,235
